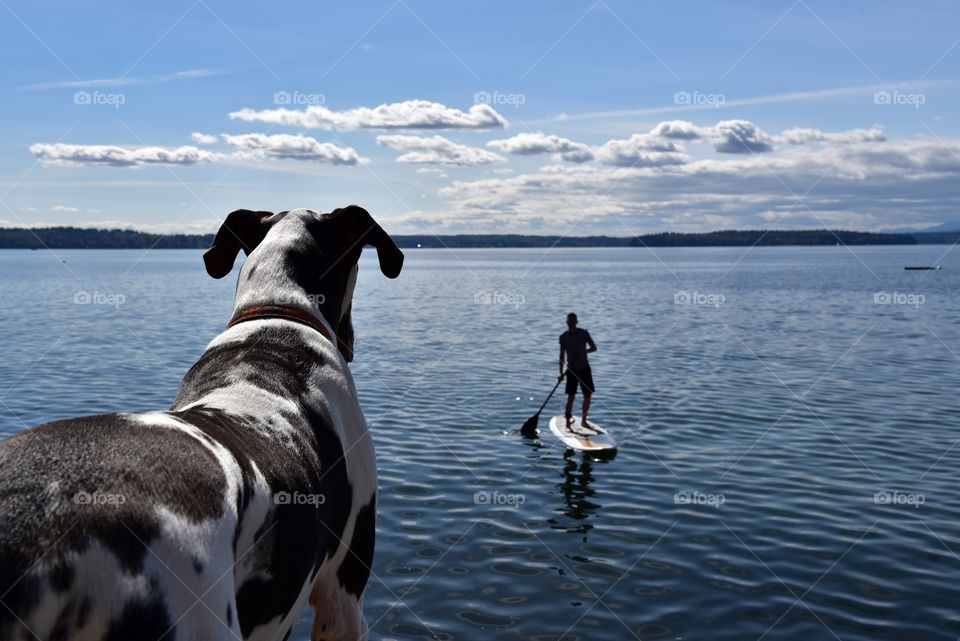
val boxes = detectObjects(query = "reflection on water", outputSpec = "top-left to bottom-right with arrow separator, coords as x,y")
553,453 -> 605,540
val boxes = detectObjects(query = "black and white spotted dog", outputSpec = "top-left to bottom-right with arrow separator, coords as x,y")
0,206 -> 403,641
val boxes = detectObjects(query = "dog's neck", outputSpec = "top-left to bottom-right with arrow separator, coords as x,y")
231,219 -> 355,339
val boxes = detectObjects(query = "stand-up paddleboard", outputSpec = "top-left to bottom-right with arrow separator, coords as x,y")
549,416 -> 617,451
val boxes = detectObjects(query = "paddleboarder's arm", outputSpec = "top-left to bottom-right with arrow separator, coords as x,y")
586,332 -> 597,354
558,345 -> 565,379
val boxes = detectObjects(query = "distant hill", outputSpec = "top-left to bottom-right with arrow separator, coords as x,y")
884,221 -> 960,234
391,234 -> 630,248
630,229 -> 918,247
0,225 -> 952,250
0,227 -> 214,250
0,227 -> 632,250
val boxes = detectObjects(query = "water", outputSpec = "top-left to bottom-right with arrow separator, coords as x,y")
1,245 -> 959,640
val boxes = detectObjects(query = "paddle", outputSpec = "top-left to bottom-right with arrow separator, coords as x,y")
521,371 -> 565,435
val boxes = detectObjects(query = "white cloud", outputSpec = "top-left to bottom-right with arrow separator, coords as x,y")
377,135 -> 505,165
221,133 -> 366,165
595,134 -> 690,167
487,132 -> 594,163
29,143 -> 221,167
416,167 -> 448,177
190,132 -> 217,145
779,127 -> 886,145
51,205 -> 79,212
229,99 -> 508,130
649,120 -> 710,140
712,120 -> 775,154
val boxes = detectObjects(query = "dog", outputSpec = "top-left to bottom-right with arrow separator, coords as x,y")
0,205 -> 403,641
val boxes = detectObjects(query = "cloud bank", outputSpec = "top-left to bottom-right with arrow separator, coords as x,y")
377,135 -> 505,165
221,133 -> 366,165
29,143 -> 220,167
229,100 -> 508,130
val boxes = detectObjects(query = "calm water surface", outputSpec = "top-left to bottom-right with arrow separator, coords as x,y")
1,246 -> 958,640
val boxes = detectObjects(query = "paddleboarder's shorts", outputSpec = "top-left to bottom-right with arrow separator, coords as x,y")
565,366 -> 595,395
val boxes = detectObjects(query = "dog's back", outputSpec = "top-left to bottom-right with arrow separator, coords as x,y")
0,412 -> 241,640
0,401 -> 358,640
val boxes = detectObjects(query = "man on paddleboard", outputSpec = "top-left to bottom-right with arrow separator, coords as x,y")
559,312 -> 597,427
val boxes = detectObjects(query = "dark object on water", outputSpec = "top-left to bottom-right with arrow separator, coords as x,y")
905,265 -> 941,270
521,373 -> 565,435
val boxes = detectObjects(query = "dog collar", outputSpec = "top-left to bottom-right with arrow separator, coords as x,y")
227,304 -> 332,341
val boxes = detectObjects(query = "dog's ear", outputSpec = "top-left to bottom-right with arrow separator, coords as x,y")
204,210 -> 275,279
330,205 -> 404,278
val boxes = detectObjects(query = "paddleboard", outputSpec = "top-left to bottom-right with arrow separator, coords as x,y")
549,416 -> 617,451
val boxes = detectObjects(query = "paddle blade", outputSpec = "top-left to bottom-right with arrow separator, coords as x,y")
520,413 -> 540,435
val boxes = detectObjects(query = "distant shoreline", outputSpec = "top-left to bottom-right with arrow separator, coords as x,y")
0,226 -> 957,249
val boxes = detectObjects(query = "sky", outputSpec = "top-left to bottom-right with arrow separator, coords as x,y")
1,0 -> 959,236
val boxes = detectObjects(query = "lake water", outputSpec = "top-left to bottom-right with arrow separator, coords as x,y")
1,245 -> 958,640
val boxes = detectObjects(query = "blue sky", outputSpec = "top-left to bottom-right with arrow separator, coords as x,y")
2,0 -> 958,234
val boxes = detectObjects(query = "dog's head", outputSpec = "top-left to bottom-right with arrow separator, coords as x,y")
203,205 -> 403,361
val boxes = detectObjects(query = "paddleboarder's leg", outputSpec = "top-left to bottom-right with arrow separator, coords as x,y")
564,369 -> 576,421
580,366 -> 595,426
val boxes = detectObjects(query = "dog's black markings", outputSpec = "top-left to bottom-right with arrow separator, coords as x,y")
337,494 -> 376,597
103,596 -> 172,641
